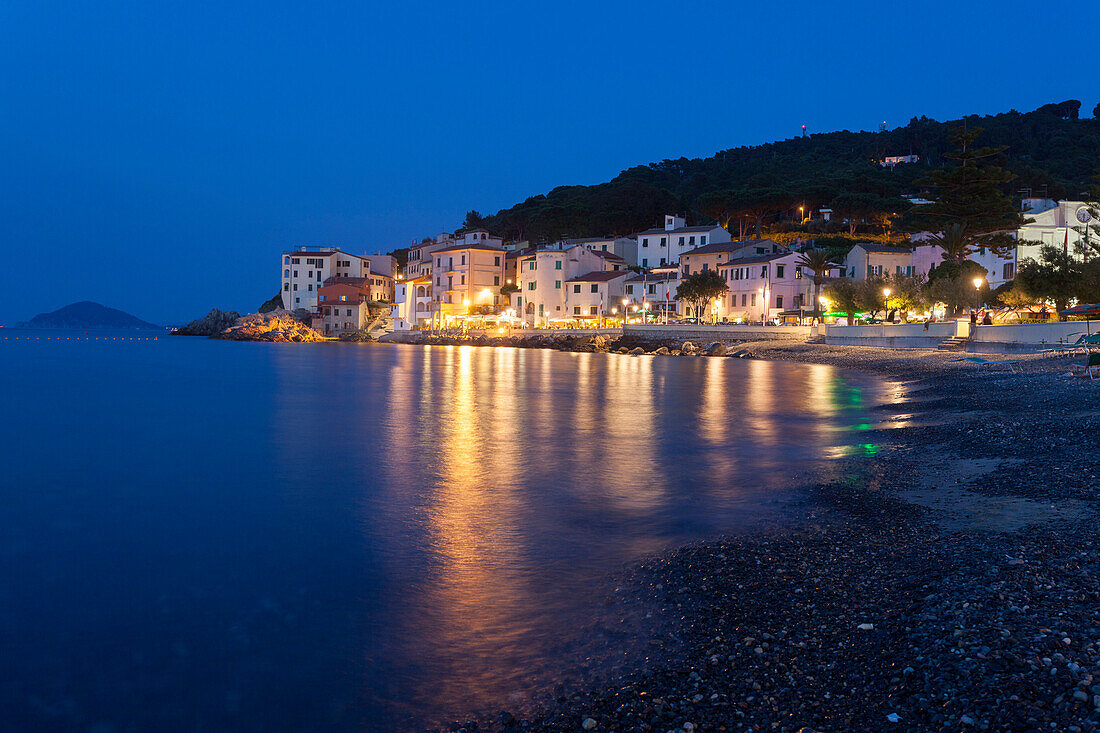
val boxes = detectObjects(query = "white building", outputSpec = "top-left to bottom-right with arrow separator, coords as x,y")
880,154 -> 919,167
555,237 -> 640,267
630,215 -> 731,267
624,268 -> 681,318
513,245 -> 615,326
280,247 -> 370,311
390,275 -> 433,330
563,271 -> 632,321
1017,199 -> 1097,263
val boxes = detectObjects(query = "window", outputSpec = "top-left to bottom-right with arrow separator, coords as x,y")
573,284 -> 581,293
494,276 -> 500,286
283,283 -> 289,291
677,236 -> 683,246
700,236 -> 706,245
494,256 -> 500,266
601,245 -> 608,251
702,263 -> 709,272
776,265 -> 785,279
284,269 -> 289,277
751,293 -> 757,306
340,295 -> 347,302
317,271 -> 322,281
292,258 -> 300,264
308,284 -> 313,291
293,270 -> 298,277
284,256 -> 290,264
435,277 -> 440,286
574,306 -> 581,315
529,261 -> 536,270
555,261 -> 562,270
437,258 -> 442,268
448,258 -> 454,269
1004,262 -> 1015,279
589,306 -> 598,315
642,258 -> 648,267
642,238 -> 649,247
795,267 -> 803,279
648,284 -> 656,295
555,280 -> 561,289
538,304 -> 544,316
448,276 -> 453,289
741,293 -> 747,306
776,295 -> 783,308
761,266 -> 768,278
682,266 -> 690,277
626,285 -> 634,294
528,282 -> 536,290
295,297 -> 300,304
461,255 -> 466,265
689,236 -> 695,245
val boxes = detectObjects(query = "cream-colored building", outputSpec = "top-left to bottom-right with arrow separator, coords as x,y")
280,247 -> 370,312
718,252 -> 843,323
429,242 -> 506,324
514,245 -> 616,326
563,271 -> 631,321
842,244 -> 917,280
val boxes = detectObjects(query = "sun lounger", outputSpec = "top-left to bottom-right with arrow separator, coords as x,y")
1086,353 -> 1100,380
1040,334 -> 1100,357
949,357 -> 1018,373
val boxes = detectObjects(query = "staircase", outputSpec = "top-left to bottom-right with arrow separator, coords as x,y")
937,335 -> 970,351
367,315 -> 394,337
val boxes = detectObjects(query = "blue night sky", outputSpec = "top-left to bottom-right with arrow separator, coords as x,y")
1,0 -> 1093,325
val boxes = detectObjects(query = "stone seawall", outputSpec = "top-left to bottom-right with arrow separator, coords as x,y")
377,328 -> 804,357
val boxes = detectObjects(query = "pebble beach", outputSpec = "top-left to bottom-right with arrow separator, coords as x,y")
437,342 -> 1100,733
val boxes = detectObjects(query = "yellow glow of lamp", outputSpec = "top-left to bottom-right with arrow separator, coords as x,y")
883,288 -> 891,298
972,277 -> 983,289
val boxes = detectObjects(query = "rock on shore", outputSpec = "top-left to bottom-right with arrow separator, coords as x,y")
173,308 -> 240,336
214,311 -> 325,342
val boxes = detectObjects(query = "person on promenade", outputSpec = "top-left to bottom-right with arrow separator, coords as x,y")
982,312 -> 993,325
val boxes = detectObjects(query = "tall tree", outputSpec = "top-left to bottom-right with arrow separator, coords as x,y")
675,270 -> 729,319
1015,245 -> 1086,312
822,278 -> 861,325
914,123 -> 1029,257
796,248 -> 839,320
463,210 -> 487,229
829,192 -> 881,236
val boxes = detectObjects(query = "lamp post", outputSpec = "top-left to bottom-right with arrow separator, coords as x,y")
621,298 -> 629,336
972,277 -> 984,311
883,287 -> 891,322
758,287 -> 766,325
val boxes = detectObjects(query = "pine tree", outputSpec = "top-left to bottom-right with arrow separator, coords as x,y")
915,122 -> 1029,258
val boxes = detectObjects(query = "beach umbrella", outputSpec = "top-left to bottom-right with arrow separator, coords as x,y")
1059,303 -> 1100,317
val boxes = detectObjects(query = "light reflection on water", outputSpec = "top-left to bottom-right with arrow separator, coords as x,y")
1,336 -> 898,731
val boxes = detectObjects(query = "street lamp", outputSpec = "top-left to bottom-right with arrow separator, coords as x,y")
758,287 -> 765,326
972,276 -> 984,312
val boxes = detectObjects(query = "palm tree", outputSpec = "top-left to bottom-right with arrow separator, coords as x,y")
925,222 -> 971,264
796,248 -> 838,321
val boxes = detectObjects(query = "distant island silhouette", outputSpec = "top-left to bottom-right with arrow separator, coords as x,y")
17,301 -> 160,330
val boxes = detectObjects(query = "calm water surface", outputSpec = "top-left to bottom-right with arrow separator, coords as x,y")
0,331 -> 898,730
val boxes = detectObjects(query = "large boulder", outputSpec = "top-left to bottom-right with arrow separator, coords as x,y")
705,342 -> 727,356
215,311 -> 325,342
629,347 -> 645,356
681,341 -> 696,355
653,346 -> 670,355
174,308 -> 241,336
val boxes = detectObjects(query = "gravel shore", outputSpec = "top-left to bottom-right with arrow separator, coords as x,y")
437,343 -> 1099,733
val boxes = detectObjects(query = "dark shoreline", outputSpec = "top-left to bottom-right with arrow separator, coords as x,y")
437,346 -> 1100,732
